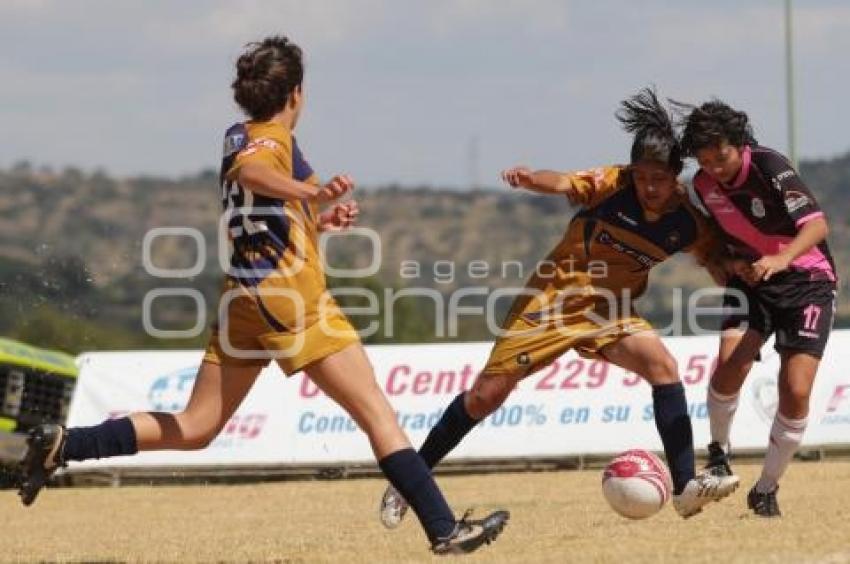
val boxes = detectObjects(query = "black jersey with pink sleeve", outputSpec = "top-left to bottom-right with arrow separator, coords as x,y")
692,145 -> 836,283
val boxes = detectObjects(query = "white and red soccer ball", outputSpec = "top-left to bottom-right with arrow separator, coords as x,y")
602,449 -> 672,519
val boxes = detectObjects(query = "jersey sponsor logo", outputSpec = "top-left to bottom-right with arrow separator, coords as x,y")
750,197 -> 766,218
616,212 -> 638,226
241,138 -> 279,156
784,190 -> 811,213
596,229 -> 660,270
771,169 -> 796,191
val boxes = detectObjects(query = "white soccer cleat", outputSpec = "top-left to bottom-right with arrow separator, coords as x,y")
672,472 -> 740,518
379,484 -> 410,529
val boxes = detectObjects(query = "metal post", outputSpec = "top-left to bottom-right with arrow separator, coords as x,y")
785,0 -> 798,168
467,135 -> 480,190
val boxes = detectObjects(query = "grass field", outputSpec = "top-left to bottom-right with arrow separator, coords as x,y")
3,461 -> 850,563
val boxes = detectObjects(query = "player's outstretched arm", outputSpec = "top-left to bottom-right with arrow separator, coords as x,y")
501,166 -> 574,195
237,162 -> 319,200
237,164 -> 354,204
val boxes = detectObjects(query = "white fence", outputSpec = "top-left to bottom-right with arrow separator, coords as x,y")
65,331 -> 850,471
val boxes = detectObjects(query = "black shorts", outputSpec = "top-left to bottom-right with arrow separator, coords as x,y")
721,273 -> 836,358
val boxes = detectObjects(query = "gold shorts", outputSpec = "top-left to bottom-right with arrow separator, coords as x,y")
203,278 -> 360,375
482,279 -> 652,377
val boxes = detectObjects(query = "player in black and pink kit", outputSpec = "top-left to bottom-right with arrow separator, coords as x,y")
678,100 -> 837,517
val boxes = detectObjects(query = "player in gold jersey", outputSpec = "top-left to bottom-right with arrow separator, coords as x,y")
380,89 -> 740,524
17,35 -> 508,555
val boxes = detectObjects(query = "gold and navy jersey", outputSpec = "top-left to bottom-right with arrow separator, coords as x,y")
548,165 -> 718,298
204,121 -> 361,371
219,121 -> 323,287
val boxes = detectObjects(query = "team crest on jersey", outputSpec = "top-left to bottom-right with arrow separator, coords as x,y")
750,197 -> 766,218
223,133 -> 246,156
665,231 -> 681,249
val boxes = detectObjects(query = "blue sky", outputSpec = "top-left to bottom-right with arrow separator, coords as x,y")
1,0 -> 848,187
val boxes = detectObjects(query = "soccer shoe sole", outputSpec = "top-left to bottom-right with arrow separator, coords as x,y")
378,485 -> 409,529
17,425 -> 65,507
432,510 -> 510,555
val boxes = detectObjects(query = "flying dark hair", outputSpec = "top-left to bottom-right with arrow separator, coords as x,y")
616,87 -> 683,174
232,35 -> 304,121
675,99 -> 757,156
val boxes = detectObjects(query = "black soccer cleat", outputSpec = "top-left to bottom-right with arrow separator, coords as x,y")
17,424 -> 67,507
704,441 -> 734,478
431,509 -> 510,556
747,485 -> 781,518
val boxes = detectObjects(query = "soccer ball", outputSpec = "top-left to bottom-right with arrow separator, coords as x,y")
601,449 -> 672,519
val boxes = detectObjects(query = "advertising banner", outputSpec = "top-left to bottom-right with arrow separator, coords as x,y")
66,332 -> 850,469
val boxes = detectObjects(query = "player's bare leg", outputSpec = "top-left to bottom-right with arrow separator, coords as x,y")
307,344 -> 508,553
18,361 -> 262,505
304,343 -> 408,458
465,371 -> 525,419
704,329 -> 763,478
747,351 -> 819,517
132,362 -> 262,450
601,331 -> 739,518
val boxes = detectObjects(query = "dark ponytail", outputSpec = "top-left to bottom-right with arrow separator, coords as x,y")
616,87 -> 683,174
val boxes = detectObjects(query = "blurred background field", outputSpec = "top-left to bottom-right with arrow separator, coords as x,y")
1,153 -> 848,354
2,1 -> 849,355
2,460 -> 849,563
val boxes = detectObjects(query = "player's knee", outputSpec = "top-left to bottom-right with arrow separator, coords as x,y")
782,380 -> 812,407
175,413 -> 223,450
181,433 -> 217,450
647,354 -> 678,384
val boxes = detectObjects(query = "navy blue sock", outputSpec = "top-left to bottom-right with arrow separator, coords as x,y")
419,392 -> 480,469
378,448 -> 456,541
652,382 -> 695,495
62,417 -> 138,462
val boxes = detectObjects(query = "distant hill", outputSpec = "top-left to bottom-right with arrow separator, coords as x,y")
1,154 -> 847,353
